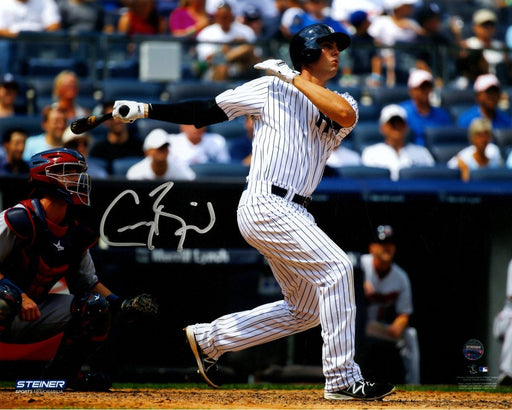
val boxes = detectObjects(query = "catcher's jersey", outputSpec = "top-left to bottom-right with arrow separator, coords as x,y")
360,253 -> 413,324
215,76 -> 358,197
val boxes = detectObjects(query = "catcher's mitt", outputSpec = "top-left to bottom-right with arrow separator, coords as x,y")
120,293 -> 159,323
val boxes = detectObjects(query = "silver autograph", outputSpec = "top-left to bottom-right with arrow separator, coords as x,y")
100,181 -> 216,252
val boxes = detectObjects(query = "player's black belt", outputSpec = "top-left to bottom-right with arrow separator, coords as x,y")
270,185 -> 311,208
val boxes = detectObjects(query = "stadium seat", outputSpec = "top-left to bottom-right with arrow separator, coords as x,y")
208,117 -> 246,140
424,126 -> 468,163
351,121 -> 382,153
136,119 -> 180,140
493,128 -> 512,158
166,81 -> 230,103
190,163 -> 249,180
398,166 -> 461,180
335,165 -> 391,179
111,156 -> 142,176
0,115 -> 43,137
469,168 -> 512,181
439,87 -> 475,109
357,103 -> 381,121
27,58 -> 87,78
100,79 -> 164,104
367,85 -> 409,107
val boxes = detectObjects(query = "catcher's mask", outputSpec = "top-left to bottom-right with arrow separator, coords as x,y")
289,23 -> 351,71
29,148 -> 91,206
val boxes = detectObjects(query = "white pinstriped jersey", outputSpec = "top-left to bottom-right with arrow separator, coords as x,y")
215,76 -> 358,197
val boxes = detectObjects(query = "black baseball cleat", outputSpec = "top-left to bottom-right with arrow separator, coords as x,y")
324,380 -> 395,400
184,326 -> 220,389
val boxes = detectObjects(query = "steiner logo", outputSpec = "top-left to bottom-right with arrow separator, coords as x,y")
16,380 -> 66,392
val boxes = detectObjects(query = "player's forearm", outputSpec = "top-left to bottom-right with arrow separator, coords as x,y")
292,76 -> 357,128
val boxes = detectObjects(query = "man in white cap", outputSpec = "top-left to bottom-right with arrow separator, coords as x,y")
461,8 -> 508,76
126,128 -> 196,180
456,73 -> 512,129
399,69 -> 452,146
361,104 -> 435,180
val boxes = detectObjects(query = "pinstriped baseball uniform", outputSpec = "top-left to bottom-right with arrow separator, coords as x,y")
191,75 -> 362,392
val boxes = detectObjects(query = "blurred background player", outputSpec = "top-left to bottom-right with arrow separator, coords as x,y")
357,224 -> 420,384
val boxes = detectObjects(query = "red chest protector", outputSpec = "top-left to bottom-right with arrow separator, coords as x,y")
2,199 -> 97,301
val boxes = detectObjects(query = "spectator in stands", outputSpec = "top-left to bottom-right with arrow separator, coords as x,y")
51,70 -> 90,122
62,127 -> 108,178
241,5 -> 267,40
278,0 -> 304,39
89,101 -> 144,174
357,224 -> 420,384
169,0 -> 210,38
447,117 -> 503,182
117,0 -> 167,36
0,127 -> 29,175
22,106 -> 67,161
196,2 -> 259,81
289,0 -> 347,37
413,3 -> 459,83
399,69 -> 452,146
456,74 -> 512,129
229,115 -> 253,166
206,0 -> 279,21
330,0 -> 384,24
460,8 -> 509,79
169,123 -> 230,165
0,0 -> 61,37
0,73 -> 22,118
368,0 -> 424,86
0,0 -> 61,76
344,10 -> 382,88
56,0 -> 105,33
126,128 -> 196,180
361,104 -> 435,180
449,49 -> 489,90
324,144 -> 362,176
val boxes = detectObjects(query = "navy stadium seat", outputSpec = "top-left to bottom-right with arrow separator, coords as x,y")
190,163 -> 249,180
335,165 -> 391,179
166,81 -> 230,103
367,85 -> 409,107
398,166 -> 461,180
0,115 -> 42,138
493,128 -> 512,158
100,79 -> 163,104
351,121 -> 382,153
424,126 -> 468,163
208,118 -> 246,140
469,168 -> 512,181
136,119 -> 180,140
111,156 -> 142,176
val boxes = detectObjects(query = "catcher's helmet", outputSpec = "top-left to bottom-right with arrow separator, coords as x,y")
290,23 -> 351,71
29,148 -> 91,206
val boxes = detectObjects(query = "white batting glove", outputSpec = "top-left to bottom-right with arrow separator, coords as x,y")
113,100 -> 147,123
254,59 -> 299,83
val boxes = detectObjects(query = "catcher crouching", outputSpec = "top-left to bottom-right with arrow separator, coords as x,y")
0,148 -> 159,391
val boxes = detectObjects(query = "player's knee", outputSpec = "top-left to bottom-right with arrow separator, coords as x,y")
71,292 -> 111,341
289,305 -> 320,328
0,280 -> 22,335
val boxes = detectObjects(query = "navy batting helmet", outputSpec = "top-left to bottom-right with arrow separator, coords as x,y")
289,23 -> 351,71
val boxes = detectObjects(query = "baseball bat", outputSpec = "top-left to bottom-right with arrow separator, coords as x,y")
70,105 -> 130,134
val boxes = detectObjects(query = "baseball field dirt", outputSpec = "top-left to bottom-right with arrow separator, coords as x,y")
1,387 -> 511,409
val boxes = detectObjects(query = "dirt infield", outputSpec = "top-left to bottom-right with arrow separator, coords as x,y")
1,388 -> 512,409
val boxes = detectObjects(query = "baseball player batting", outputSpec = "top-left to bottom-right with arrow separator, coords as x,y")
112,23 -> 395,400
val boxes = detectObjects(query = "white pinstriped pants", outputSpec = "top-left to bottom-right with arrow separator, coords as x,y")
192,187 -> 362,392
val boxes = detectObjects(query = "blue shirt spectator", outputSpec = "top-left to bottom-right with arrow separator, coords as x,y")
289,0 -> 347,36
399,69 -> 452,146
457,74 -> 512,129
